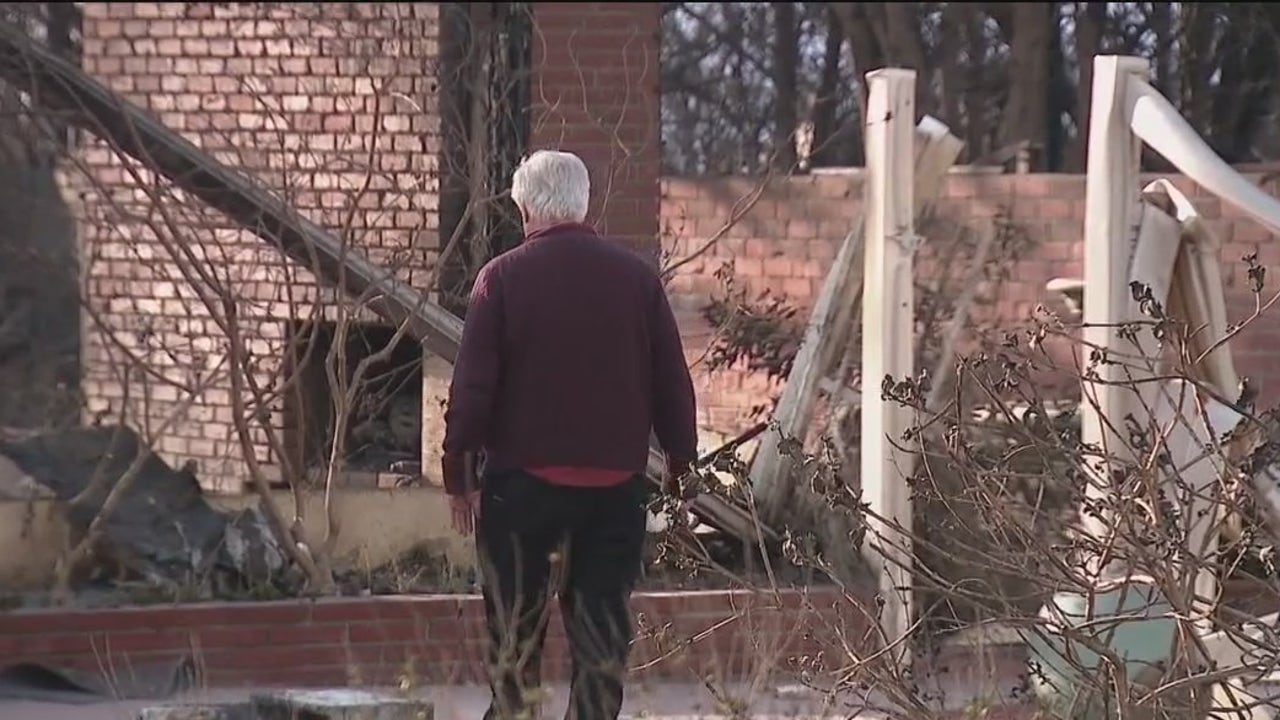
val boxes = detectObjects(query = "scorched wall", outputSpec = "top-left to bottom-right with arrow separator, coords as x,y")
74,2 -> 661,492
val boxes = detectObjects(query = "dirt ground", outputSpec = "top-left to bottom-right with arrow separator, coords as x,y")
0,682 -> 848,720
0,668 -> 1032,720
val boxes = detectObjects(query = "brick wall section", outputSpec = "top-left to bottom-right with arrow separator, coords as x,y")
77,3 -> 442,492
75,3 -> 662,491
663,172 -> 1280,435
0,589 -> 1040,717
530,3 -> 661,259
0,589 -> 856,686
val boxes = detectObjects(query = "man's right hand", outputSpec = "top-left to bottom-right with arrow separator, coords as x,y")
659,460 -> 699,530
663,459 -> 695,500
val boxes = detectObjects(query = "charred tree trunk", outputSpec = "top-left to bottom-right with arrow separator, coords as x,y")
1180,3 -> 1219,138
1150,1 -> 1177,100
771,1 -> 799,172
808,6 -> 844,169
962,6 -> 989,158
1209,13 -> 1276,163
1064,2 -> 1103,172
938,3 -> 966,158
1045,3 -> 1070,171
866,2 -> 930,115
996,2 -> 1052,167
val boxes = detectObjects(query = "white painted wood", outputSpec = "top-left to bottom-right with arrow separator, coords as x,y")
1124,189 -> 1184,417
1150,382 -> 1240,618
825,118 -> 963,397
1080,55 -> 1152,568
860,68 -> 918,667
749,116 -> 960,520
1202,611 -> 1279,676
913,116 -> 964,215
1129,78 -> 1280,238
1137,183 -> 1243,716
1089,59 -> 1276,717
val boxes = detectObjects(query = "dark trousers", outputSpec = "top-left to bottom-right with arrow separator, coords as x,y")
477,469 -> 649,720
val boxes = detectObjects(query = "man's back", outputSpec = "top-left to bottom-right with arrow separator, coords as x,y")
442,150 -> 697,720
442,222 -> 697,490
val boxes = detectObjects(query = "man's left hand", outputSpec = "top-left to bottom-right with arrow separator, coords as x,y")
449,491 -> 481,536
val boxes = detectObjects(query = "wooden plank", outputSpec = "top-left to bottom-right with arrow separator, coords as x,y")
912,116 -> 962,209
1130,183 -> 1222,656
1129,77 -> 1280,240
860,67 -> 918,667
1153,182 -> 1268,719
1126,188 -> 1184,414
748,222 -> 864,517
0,22 -> 766,542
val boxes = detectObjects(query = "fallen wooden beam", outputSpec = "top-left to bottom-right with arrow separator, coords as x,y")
0,23 -> 768,542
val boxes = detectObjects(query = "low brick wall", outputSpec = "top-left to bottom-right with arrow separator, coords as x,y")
664,171 -> 1280,434
0,588 -> 862,687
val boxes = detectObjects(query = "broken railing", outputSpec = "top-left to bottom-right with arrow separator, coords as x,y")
1070,54 -> 1280,715
0,23 -> 767,541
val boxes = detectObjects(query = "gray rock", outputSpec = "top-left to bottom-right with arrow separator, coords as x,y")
252,689 -> 433,720
0,425 -> 290,595
0,452 -> 53,500
220,502 -> 288,582
136,703 -> 253,720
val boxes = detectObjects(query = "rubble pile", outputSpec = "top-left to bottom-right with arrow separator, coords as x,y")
0,425 -> 288,598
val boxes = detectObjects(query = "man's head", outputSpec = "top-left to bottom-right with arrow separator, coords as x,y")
511,150 -> 590,231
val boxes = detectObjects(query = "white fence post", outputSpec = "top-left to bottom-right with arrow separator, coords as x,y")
1079,55 -> 1150,562
861,67 -> 917,667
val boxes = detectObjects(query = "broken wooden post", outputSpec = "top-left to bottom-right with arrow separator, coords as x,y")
1124,86 -> 1280,719
748,117 -> 961,527
748,220 -> 864,522
860,67 -> 918,666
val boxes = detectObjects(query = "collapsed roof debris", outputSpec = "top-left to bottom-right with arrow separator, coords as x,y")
1,425 -> 288,596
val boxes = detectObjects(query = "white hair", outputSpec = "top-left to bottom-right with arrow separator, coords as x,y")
511,150 -> 590,224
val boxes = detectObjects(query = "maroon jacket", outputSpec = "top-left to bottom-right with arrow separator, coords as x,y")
441,223 -> 698,495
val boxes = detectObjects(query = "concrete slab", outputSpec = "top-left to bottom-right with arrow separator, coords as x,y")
137,702 -> 253,720
252,689 -> 432,720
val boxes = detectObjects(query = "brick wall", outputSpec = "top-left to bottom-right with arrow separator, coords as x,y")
0,588 -> 1042,717
663,171 -> 1280,435
77,3 -> 442,492
0,589 -> 854,686
530,2 -> 661,259
75,3 -> 661,492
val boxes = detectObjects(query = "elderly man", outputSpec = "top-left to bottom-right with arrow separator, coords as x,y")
441,149 -> 698,720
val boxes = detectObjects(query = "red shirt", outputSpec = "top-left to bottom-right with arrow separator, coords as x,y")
527,466 -> 633,488
441,223 -> 698,495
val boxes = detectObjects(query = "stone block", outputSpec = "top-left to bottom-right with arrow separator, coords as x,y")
252,689 -> 433,720
136,703 -> 254,720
